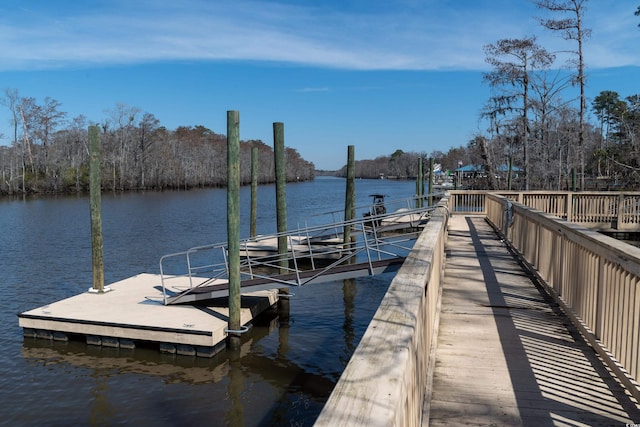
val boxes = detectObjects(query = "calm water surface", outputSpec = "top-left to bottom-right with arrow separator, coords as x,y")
0,177 -> 418,426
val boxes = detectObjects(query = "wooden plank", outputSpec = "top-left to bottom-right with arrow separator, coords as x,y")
427,216 -> 640,426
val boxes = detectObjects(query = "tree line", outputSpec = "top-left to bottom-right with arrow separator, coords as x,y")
0,97 -> 315,196
335,84 -> 638,190
337,1 -> 640,191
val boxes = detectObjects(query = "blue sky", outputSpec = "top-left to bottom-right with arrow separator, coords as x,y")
0,0 -> 638,170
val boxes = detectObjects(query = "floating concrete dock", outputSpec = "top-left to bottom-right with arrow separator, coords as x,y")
18,273 -> 279,357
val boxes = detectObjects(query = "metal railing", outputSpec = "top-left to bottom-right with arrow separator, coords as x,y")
158,195 -> 435,305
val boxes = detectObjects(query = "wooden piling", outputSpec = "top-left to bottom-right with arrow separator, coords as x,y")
250,145 -> 258,238
88,125 -> 105,293
416,157 -> 423,208
273,122 -> 290,313
428,157 -> 434,206
344,145 -> 355,248
227,110 -> 241,349
273,122 -> 287,273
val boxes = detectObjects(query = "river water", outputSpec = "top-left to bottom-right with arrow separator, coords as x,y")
0,177 -> 418,427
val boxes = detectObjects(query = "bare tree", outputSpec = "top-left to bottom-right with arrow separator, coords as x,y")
17,97 -> 39,190
136,112 -> 160,188
529,70 -> 572,188
470,135 -> 499,190
535,0 -> 590,190
104,103 -> 140,190
51,115 -> 88,192
483,36 -> 555,189
34,97 -> 66,179
1,89 -> 22,193
1,89 -> 20,147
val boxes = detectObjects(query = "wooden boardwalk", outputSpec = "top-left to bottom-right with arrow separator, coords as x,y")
425,216 -> 640,427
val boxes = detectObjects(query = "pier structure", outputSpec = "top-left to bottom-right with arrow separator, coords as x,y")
18,188 -> 640,425
18,195 -> 433,357
316,191 -> 640,426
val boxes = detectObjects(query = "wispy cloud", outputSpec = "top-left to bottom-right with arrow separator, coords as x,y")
296,87 -> 330,93
0,0 -> 637,72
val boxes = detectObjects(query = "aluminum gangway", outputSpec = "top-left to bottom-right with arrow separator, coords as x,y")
158,195 -> 436,305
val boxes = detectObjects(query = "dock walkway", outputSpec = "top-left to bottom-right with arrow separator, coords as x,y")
426,216 -> 640,426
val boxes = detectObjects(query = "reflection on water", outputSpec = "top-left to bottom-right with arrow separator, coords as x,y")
18,276 -> 389,426
2,178 -> 417,425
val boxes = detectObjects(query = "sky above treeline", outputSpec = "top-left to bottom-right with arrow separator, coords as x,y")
0,0 -> 638,170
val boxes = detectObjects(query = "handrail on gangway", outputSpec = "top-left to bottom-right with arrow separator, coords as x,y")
158,195 -> 436,305
297,192 -> 444,229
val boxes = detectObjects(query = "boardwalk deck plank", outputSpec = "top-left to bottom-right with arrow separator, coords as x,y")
425,216 -> 640,427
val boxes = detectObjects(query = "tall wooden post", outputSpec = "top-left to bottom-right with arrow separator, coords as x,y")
88,125 -> 107,293
227,110 -> 241,349
273,122 -> 290,317
428,157 -> 434,206
274,122 -> 288,273
416,157 -> 423,208
250,145 -> 258,238
507,156 -> 513,191
344,145 -> 355,248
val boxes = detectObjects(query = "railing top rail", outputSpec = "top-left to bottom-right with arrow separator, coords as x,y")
302,192 -> 444,221
448,189 -> 640,196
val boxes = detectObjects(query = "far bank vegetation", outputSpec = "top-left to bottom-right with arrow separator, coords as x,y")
0,98 -> 314,196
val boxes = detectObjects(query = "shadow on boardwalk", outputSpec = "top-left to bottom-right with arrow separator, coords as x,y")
426,216 -> 640,427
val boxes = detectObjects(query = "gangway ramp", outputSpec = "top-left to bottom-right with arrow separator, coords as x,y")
165,257 -> 405,305
159,195 -> 436,306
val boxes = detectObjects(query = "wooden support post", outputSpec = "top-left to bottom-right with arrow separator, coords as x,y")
273,122 -> 290,313
507,156 -> 513,191
565,193 -> 573,222
428,157 -> 434,206
344,145 -> 355,249
250,145 -> 258,238
616,193 -> 625,230
416,157 -> 423,208
88,125 -> 107,293
227,110 -> 241,349
274,122 -> 288,273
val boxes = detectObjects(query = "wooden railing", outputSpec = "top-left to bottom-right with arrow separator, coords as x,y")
449,190 -> 640,231
315,197 -> 449,427
454,191 -> 640,401
316,190 -> 640,426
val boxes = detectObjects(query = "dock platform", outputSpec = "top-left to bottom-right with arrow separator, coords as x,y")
18,273 -> 279,357
425,216 -> 640,426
